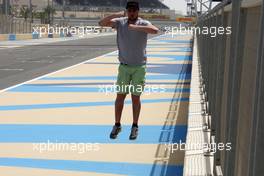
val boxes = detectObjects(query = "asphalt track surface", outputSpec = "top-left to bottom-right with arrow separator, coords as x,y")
0,35 -> 118,90
0,34 -> 160,90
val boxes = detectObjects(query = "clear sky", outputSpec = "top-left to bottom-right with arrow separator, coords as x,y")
163,0 -> 187,15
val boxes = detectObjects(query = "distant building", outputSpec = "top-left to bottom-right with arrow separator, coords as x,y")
7,0 -> 169,11
3,0 -> 178,20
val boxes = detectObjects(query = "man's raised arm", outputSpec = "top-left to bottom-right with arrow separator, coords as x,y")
128,24 -> 159,34
98,11 -> 125,28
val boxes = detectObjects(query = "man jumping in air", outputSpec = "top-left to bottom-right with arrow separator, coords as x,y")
99,1 -> 159,140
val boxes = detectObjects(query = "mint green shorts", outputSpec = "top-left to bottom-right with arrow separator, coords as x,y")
116,64 -> 146,96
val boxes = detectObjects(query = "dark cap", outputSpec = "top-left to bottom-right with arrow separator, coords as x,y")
126,1 -> 139,10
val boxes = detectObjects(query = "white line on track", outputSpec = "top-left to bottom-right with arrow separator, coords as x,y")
0,68 -> 24,71
0,33 -> 116,50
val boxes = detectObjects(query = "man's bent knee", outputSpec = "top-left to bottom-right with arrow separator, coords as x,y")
116,94 -> 127,104
131,94 -> 141,103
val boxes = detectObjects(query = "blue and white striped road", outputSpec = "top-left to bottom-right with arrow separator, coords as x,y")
0,33 -> 193,176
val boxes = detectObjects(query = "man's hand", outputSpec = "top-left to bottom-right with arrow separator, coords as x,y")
115,11 -> 126,17
128,24 -> 159,34
128,24 -> 137,30
98,11 -> 125,27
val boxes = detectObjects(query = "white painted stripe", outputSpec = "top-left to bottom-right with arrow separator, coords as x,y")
0,68 -> 24,71
0,33 -> 116,49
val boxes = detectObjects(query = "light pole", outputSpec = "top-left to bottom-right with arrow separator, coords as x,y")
47,0 -> 50,24
62,0 -> 65,20
4,0 -> 10,16
186,0 -> 213,17
51,0 -> 54,25
159,0 -> 164,14
29,0 -> 33,23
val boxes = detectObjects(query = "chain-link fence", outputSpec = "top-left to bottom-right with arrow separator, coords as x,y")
0,14 -> 32,34
196,0 -> 264,175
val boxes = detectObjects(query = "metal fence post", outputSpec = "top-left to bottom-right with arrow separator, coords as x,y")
214,7 -> 228,170
224,1 -> 246,175
248,2 -> 264,176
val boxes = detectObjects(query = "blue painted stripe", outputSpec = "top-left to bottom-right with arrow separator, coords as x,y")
147,44 -> 191,46
0,98 -> 189,111
40,74 -> 191,81
151,49 -> 192,52
152,34 -> 191,38
8,85 -> 190,93
8,34 -> 16,41
32,33 -> 39,39
147,46 -> 191,48
0,124 -> 187,143
147,64 -> 192,75
147,55 -> 192,61
19,82 -> 191,86
151,39 -> 193,44
81,63 -> 193,75
106,54 -> 192,61
0,158 -> 183,176
84,62 -> 191,66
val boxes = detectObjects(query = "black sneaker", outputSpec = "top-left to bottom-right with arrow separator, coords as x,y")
110,125 -> 122,139
129,126 -> 138,140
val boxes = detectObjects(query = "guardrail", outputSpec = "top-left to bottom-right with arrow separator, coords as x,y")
196,0 -> 264,175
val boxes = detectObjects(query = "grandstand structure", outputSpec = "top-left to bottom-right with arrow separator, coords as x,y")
53,0 -> 169,15
55,0 -> 169,10
3,0 -> 169,12
1,0 -> 174,21
53,0 -> 171,20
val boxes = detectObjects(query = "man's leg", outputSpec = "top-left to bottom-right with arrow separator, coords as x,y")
129,65 -> 146,140
110,94 -> 126,139
110,64 -> 130,139
130,65 -> 146,125
131,94 -> 141,125
129,94 -> 141,140
115,93 -> 127,124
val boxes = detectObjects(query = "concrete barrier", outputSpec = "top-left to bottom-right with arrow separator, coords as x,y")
8,34 -> 16,41
16,34 -> 34,40
196,0 -> 264,175
32,33 -> 39,39
0,34 -> 36,41
0,34 -> 9,41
